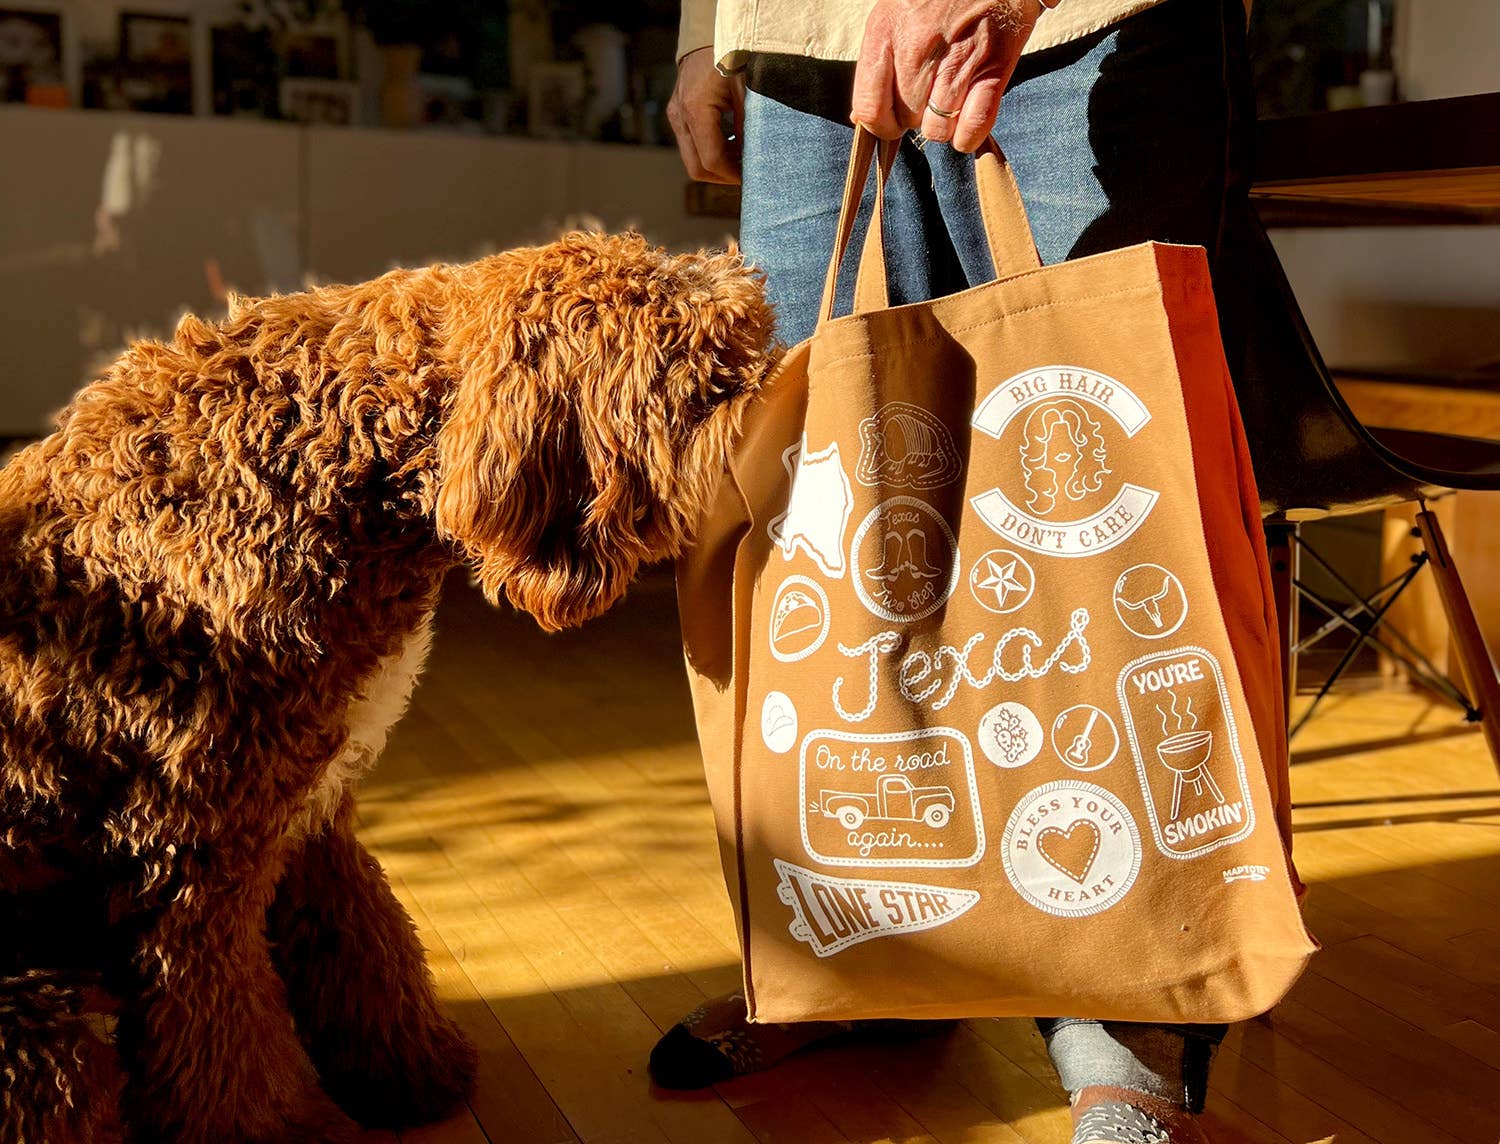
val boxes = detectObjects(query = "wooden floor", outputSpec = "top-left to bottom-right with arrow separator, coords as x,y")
354,571 -> 1500,1144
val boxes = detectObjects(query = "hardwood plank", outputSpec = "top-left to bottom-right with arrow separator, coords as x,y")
1268,974 -> 1500,1138
851,1062 -> 1033,1144
415,925 -> 579,1144
1212,1043 -> 1380,1144
965,1019 -> 1067,1100
733,1095 -> 853,1144
399,1111 -> 490,1144
1310,937 -> 1486,1036
1197,1100 -> 1297,1144
792,1044 -> 943,1144
374,696 -> 759,1144
1438,1020 -> 1500,1073
938,1025 -> 1073,1144
1301,883 -> 1500,995
1234,1018 -> 1467,1144
341,579 -> 1500,1144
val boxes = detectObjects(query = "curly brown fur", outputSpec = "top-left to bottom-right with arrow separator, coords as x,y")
0,231 -> 773,1142
0,972 -> 124,1144
267,793 -> 479,1128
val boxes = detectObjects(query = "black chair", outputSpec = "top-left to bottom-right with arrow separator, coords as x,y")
1235,215 -> 1500,776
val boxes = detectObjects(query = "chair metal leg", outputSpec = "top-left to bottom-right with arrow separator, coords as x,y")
1288,561 -> 1423,739
1292,558 -> 1471,714
1414,506 -> 1500,778
1266,523 -> 1298,716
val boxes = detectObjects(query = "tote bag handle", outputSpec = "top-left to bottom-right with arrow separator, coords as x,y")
817,125 -> 1043,324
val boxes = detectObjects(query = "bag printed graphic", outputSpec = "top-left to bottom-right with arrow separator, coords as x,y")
1118,647 -> 1255,858
678,130 -> 1314,1026
799,728 -> 985,867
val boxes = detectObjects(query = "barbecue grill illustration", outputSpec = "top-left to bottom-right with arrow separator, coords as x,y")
819,774 -> 955,830
1156,729 -> 1225,820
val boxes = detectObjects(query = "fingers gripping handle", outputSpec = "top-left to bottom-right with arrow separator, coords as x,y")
817,127 -> 1043,325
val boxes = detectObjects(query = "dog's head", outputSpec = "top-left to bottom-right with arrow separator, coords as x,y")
435,231 -> 775,631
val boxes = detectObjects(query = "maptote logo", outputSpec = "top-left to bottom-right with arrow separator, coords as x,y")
1223,864 -> 1269,884
970,366 -> 1158,558
774,860 -> 979,957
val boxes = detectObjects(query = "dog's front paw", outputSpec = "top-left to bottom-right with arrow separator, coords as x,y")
320,1014 -> 477,1129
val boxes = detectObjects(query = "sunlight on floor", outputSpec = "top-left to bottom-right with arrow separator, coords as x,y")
355,577 -> 1500,1144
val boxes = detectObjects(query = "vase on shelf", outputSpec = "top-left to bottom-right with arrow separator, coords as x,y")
379,43 -> 422,128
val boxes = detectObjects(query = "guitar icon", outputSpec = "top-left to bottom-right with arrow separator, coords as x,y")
1065,708 -> 1102,766
1051,705 -> 1120,772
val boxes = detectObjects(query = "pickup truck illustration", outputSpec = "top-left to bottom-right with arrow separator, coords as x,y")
818,774 -> 955,830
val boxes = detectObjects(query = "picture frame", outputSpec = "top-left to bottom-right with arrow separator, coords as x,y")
281,25 -> 346,80
0,6 -> 65,105
119,12 -> 191,68
279,77 -> 358,126
209,24 -> 276,118
115,10 -> 192,113
526,61 -> 585,139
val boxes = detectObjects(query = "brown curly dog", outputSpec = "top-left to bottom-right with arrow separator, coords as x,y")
0,231 -> 773,1143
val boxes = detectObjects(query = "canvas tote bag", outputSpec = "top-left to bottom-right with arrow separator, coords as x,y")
678,128 -> 1317,1025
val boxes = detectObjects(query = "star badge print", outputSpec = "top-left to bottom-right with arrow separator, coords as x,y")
968,548 -> 1036,615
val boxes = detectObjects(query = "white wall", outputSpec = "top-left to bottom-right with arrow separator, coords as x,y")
1270,227 -> 1500,372
1270,0 -> 1500,374
0,106 -> 732,434
0,107 -> 301,433
1398,0 -> 1500,101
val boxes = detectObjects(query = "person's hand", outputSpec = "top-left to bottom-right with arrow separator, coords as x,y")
852,0 -> 1043,151
668,47 -> 746,185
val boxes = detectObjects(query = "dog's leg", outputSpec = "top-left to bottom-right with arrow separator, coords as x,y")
269,795 -> 477,1129
116,846 -> 360,1144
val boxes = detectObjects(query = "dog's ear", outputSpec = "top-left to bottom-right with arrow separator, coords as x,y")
434,347 -> 656,632
434,233 -> 772,632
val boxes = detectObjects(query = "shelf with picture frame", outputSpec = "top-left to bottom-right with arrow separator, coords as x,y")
115,10 -> 193,114
0,2 -> 81,108
10,0 -> 684,144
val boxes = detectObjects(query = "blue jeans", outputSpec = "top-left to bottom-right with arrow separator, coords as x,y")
741,0 -> 1253,354
738,0 -> 1248,1112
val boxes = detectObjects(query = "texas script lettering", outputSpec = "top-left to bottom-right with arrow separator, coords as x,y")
832,610 -> 1091,720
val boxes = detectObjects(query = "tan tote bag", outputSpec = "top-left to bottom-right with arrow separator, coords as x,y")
678,129 -> 1317,1025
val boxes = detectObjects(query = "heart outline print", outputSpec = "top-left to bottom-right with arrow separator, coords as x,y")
1036,820 -> 1101,883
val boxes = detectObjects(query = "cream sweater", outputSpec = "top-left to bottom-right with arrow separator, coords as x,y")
678,0 -> 1247,70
